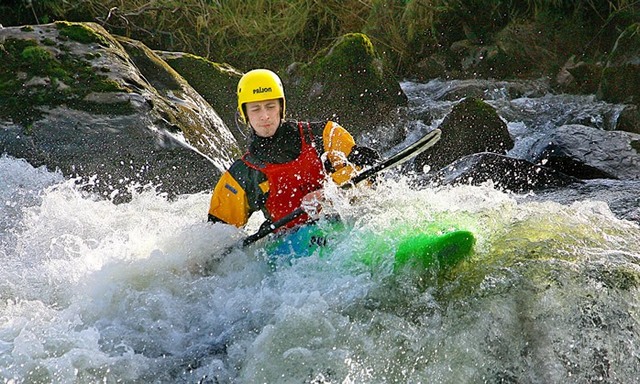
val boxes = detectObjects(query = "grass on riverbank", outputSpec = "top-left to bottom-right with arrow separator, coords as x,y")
3,0 -> 639,78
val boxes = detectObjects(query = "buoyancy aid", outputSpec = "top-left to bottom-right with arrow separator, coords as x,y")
242,122 -> 326,228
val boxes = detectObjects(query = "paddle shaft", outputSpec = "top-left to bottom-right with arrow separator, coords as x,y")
241,128 -> 441,247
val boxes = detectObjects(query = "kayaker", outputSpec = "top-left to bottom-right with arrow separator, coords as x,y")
207,68 -> 379,229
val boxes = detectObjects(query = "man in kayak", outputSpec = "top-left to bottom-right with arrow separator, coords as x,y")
207,68 -> 379,229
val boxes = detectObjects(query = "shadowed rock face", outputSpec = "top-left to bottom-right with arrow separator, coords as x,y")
0,22 -> 240,201
414,97 -> 514,172
598,23 -> 640,105
284,33 -> 408,145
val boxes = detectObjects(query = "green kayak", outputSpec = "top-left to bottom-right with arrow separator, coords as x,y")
263,219 -> 475,272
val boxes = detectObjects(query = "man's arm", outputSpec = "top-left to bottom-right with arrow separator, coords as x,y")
320,121 -> 379,185
208,171 -> 251,227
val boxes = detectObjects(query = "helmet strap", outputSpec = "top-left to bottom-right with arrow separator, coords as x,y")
233,110 -> 251,142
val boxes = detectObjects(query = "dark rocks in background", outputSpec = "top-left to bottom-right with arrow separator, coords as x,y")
284,33 -> 408,145
598,23 -> 640,105
555,56 -> 603,95
529,124 -> 640,180
616,104 -> 640,135
3,20 -> 640,206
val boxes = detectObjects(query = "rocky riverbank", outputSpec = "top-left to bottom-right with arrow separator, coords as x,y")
1,21 -> 639,202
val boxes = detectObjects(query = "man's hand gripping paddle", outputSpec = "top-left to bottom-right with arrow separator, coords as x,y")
240,128 -> 442,248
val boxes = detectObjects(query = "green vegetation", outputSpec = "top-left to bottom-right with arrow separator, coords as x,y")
2,1 -> 639,78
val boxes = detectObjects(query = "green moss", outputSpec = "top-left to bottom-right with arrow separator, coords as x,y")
20,26 -> 34,32
93,78 -> 127,92
0,36 -> 131,126
84,52 -> 101,60
21,45 -> 53,66
42,37 -> 57,46
313,33 -> 378,75
55,21 -> 109,46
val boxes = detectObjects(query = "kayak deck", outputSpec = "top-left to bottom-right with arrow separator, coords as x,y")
263,220 -> 475,272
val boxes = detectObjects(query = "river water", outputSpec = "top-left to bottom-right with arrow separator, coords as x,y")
1,80 -> 640,383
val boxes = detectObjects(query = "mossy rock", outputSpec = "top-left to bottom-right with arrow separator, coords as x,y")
113,37 -> 240,159
285,33 -> 407,139
0,23 -> 132,126
415,97 -> 514,171
1,23 -> 238,201
55,21 -> 110,46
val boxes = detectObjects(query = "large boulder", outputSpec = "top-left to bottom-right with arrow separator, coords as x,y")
529,124 -> 640,180
157,52 -> 246,147
598,23 -> 640,105
414,97 -> 514,171
0,22 -> 239,201
284,33 -> 408,144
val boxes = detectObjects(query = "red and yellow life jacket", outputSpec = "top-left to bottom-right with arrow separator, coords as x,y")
208,120 -> 362,228
242,122 -> 325,228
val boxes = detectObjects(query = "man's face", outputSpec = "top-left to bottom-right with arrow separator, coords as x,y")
246,99 -> 282,137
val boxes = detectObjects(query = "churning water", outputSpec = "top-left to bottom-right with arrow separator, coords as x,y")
2,153 -> 640,383
2,79 -> 640,383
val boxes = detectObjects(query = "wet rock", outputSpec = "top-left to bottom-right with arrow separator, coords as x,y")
157,52 -> 246,147
415,97 -> 514,171
555,56 -> 603,95
529,124 -> 640,180
419,152 -> 579,192
0,22 -> 239,201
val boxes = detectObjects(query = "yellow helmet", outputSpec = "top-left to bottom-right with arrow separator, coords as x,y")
237,69 -> 286,124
